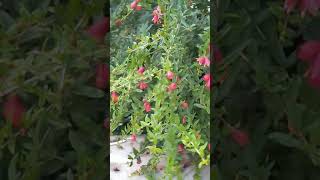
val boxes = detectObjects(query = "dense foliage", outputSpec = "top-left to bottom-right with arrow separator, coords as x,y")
110,0 -> 210,179
212,0 -> 320,179
3,0 -> 320,179
0,0 -> 108,179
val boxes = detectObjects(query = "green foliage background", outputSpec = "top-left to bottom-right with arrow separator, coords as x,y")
0,0 -> 108,179
212,0 -> 320,179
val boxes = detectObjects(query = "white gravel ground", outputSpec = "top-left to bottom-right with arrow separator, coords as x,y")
110,136 -> 210,180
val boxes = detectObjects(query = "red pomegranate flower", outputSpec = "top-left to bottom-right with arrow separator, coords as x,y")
111,92 -> 119,103
166,71 -> 174,80
196,56 -> 210,67
203,74 -> 211,82
203,74 -> 211,89
181,101 -> 189,109
130,1 -> 137,9
297,41 -> 320,89
138,82 -> 148,90
297,40 -> 320,63
153,15 -> 160,24
137,66 -> 145,75
230,128 -> 250,147
86,17 -> 109,43
204,58 -> 210,66
152,6 -> 163,24
144,100 -> 151,112
178,144 -> 184,153
131,133 -> 137,143
205,78 -> 211,89
136,5 -> 142,11
182,116 -> 187,124
130,0 -> 142,10
3,94 -> 26,128
284,0 -> 320,16
95,63 -> 108,90
167,83 -> 177,92
196,57 -> 206,66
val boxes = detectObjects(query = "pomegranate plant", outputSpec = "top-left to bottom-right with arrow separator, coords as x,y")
110,0 -> 210,178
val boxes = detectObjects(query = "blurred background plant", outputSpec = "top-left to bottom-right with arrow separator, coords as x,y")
0,0 -> 109,179
212,0 -> 320,179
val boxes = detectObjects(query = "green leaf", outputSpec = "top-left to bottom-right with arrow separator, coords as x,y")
146,146 -> 163,154
8,154 -> 19,180
49,117 -> 71,129
284,78 -> 302,103
42,160 -> 64,176
68,131 -> 85,152
0,10 -> 15,28
194,103 -> 206,110
8,139 -> 16,154
268,132 -> 303,150
133,148 -> 139,155
303,17 -> 320,40
286,103 -> 305,130
72,85 -> 105,98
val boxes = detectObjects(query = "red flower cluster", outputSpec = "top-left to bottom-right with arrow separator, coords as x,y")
3,94 -> 26,128
196,56 -> 210,67
284,0 -> 320,16
152,6 -> 163,24
195,53 -> 211,89
297,41 -> 320,89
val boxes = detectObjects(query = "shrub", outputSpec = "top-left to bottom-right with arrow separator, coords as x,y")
110,0 -> 210,178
